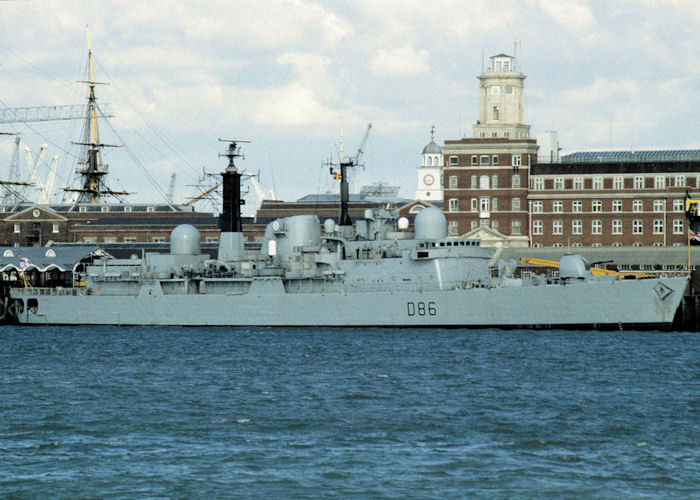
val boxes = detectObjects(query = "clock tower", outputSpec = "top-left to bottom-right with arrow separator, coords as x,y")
415,126 -> 443,202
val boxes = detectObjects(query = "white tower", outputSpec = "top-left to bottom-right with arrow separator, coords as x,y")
472,54 -> 530,140
415,126 -> 443,202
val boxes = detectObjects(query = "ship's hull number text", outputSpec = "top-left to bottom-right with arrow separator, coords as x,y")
407,301 -> 437,316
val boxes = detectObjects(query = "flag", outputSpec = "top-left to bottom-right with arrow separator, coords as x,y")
332,171 -> 342,180
690,228 -> 700,243
19,256 -> 29,269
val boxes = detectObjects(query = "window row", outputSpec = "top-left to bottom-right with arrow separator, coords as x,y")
531,175 -> 691,191
447,219 -> 523,236
448,174 -> 521,189
531,219 -> 684,235
531,198 -> 685,213
13,223 -> 61,234
447,197 -> 523,212
448,154 -> 525,167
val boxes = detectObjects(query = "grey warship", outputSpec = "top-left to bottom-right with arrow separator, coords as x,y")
9,140 -> 689,328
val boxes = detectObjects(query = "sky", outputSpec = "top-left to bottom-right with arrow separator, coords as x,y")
1,0 -> 699,214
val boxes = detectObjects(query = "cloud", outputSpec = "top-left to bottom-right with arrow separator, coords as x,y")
523,0 -> 595,29
368,46 -> 430,77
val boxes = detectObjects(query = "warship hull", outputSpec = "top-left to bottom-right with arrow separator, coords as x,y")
12,276 -> 687,329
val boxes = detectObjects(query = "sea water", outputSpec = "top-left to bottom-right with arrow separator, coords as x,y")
1,326 -> 698,498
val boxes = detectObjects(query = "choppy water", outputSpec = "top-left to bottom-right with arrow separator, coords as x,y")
1,326 -> 699,498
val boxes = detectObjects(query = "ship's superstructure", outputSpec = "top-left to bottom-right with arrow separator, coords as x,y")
5,141 -> 688,329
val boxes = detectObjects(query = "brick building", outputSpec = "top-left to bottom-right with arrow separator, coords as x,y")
439,52 -> 700,248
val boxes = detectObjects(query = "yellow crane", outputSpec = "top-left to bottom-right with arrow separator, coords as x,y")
519,257 -> 654,279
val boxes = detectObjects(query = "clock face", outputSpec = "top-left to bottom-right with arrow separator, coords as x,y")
423,174 -> 434,186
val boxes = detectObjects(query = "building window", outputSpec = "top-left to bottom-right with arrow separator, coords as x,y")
492,155 -> 499,166
513,154 -> 522,167
593,177 -> 603,190
124,237 -> 136,243
471,198 -> 478,212
613,176 -> 624,189
633,220 -> 643,234
554,177 -> 564,190
449,199 -> 458,212
449,176 -> 458,188
634,176 -> 645,189
52,223 -> 59,233
510,220 -> 520,234
673,199 -> 684,212
101,206 -> 110,212
572,220 -> 582,235
205,237 -> 220,243
553,201 -> 563,213
592,243 -> 602,248
676,175 -> 686,187
471,220 -> 478,230
471,175 -> 477,188
572,200 -> 582,213
612,242 -> 622,247
152,237 -> 166,243
533,178 -> 543,190
479,197 -> 490,212
553,220 -> 563,235
553,243 -> 563,248
449,156 -> 458,166
512,198 -> 521,211
491,175 -> 498,188
633,200 -> 643,212
493,106 -> 500,121
654,176 -> 665,189
572,242 -> 582,248
512,175 -> 521,189
612,220 -> 623,234
573,177 -> 584,190
532,220 -> 542,235
592,200 -> 602,212
426,157 -> 432,167
653,220 -> 664,234
673,219 -> 684,234
103,236 -> 117,243
612,200 -> 623,212
471,155 -> 477,166
448,221 -> 459,236
505,85 -> 513,94
491,198 -> 498,211
633,242 -> 643,247
480,155 -> 490,166
13,224 -> 20,233
592,220 -> 602,234
83,237 -> 97,243
532,201 -> 543,213
480,175 -> 490,189
491,85 -> 500,95
653,200 -> 664,212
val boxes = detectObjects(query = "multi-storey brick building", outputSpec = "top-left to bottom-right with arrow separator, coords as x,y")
528,151 -> 700,248
439,52 -> 700,248
442,53 -> 534,247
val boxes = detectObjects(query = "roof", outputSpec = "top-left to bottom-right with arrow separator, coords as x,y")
0,245 -> 103,272
422,140 -> 442,155
561,150 -> 700,163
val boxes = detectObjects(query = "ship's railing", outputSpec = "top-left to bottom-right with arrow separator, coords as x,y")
11,287 -> 82,296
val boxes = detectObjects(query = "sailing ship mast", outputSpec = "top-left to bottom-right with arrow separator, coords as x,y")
64,27 -> 129,204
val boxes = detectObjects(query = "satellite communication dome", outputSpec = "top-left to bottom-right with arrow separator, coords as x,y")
170,224 -> 201,255
414,206 -> 446,239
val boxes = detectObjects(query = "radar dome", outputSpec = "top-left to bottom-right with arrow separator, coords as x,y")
170,224 -> 201,255
414,206 -> 446,239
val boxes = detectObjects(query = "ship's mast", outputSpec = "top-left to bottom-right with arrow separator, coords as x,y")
217,138 -> 249,261
64,26 -> 129,204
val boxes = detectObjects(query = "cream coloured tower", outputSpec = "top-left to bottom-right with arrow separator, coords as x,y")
473,54 -> 530,140
415,126 -> 443,202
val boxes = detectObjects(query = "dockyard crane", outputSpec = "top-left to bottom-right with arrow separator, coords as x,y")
166,173 -> 176,204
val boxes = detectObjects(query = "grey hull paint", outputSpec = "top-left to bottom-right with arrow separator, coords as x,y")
18,276 -> 687,328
